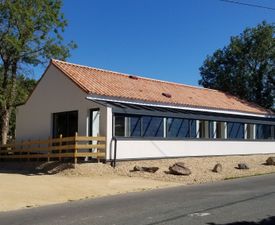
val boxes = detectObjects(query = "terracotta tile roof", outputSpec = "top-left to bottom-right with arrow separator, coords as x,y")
51,59 -> 272,115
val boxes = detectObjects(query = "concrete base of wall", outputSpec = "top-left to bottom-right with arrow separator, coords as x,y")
108,140 -> 275,160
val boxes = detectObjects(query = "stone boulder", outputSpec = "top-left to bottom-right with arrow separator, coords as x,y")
174,162 -> 185,168
266,157 -> 275,166
169,163 -> 191,176
237,163 -> 249,170
133,166 -> 159,173
212,163 -> 222,173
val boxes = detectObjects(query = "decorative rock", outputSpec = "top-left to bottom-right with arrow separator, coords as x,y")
133,166 -> 159,173
237,163 -> 249,170
212,163 -> 222,173
143,167 -> 159,173
133,166 -> 142,172
169,164 -> 191,176
174,162 -> 185,168
266,157 -> 275,166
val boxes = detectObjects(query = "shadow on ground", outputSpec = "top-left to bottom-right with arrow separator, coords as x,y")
208,216 -> 275,225
0,161 -> 74,175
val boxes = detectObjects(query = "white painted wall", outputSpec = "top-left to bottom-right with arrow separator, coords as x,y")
111,140 -> 275,160
16,64 -> 108,141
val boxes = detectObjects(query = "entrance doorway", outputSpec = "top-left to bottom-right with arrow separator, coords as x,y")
89,109 -> 100,159
89,109 -> 100,136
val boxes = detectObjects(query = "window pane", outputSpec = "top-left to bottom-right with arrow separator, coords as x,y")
190,120 -> 196,138
115,116 -> 125,137
209,121 -> 215,139
264,125 -> 272,139
67,111 -> 78,137
142,116 -> 163,137
167,118 -> 179,137
256,124 -> 273,139
256,124 -> 263,139
53,113 -> 67,138
129,116 -> 141,137
181,120 -> 190,137
227,122 -> 244,139
167,118 -> 190,138
216,122 -> 226,139
246,124 -> 254,140
53,111 -> 78,138
199,121 -> 209,139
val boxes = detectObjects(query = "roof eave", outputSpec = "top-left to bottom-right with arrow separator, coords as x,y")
86,95 -> 275,119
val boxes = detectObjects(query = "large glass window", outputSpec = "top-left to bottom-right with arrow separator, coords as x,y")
114,114 -> 164,137
227,122 -> 244,139
256,124 -> 273,139
129,116 -> 141,137
142,116 -> 163,137
167,118 -> 189,138
52,111 -> 78,138
166,118 -> 196,138
113,113 -> 274,141
114,116 -> 125,137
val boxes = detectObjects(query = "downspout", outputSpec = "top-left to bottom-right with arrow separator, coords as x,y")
111,137 -> 117,168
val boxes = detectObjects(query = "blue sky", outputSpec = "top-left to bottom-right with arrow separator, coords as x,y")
34,0 -> 275,86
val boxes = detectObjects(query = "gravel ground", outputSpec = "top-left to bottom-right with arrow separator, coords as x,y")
59,154 -> 275,185
1,154 -> 274,211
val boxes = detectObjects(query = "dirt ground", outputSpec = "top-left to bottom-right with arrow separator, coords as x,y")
1,154 -> 275,212
0,172 -> 176,212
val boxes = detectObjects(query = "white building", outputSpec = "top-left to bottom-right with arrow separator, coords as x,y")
16,59 -> 275,161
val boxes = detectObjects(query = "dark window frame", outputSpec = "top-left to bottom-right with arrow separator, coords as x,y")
52,110 -> 78,138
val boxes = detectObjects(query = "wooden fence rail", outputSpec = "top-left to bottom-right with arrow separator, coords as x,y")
0,134 -> 106,163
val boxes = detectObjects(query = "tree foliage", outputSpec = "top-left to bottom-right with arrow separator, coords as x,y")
0,0 -> 76,144
199,21 -> 275,110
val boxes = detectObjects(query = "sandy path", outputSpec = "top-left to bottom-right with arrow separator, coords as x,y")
0,173 -> 177,212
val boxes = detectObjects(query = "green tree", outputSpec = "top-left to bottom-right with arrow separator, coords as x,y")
199,21 -> 275,110
0,0 -> 76,144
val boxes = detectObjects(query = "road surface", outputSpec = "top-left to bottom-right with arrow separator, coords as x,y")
1,173 -> 275,225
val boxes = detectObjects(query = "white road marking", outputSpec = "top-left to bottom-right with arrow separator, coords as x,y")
189,212 -> 211,217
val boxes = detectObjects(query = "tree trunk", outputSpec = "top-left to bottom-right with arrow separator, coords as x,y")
1,108 -> 10,145
0,61 -> 17,145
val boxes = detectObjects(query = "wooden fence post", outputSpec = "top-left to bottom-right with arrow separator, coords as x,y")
28,139 -> 31,162
97,137 -> 100,163
74,132 -> 78,165
37,139 -> 40,162
59,134 -> 62,161
20,140 -> 24,162
48,136 -> 51,162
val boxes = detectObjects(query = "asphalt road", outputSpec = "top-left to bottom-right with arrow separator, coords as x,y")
1,174 -> 275,225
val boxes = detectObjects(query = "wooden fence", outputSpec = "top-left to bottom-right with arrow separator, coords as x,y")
0,134 -> 106,163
